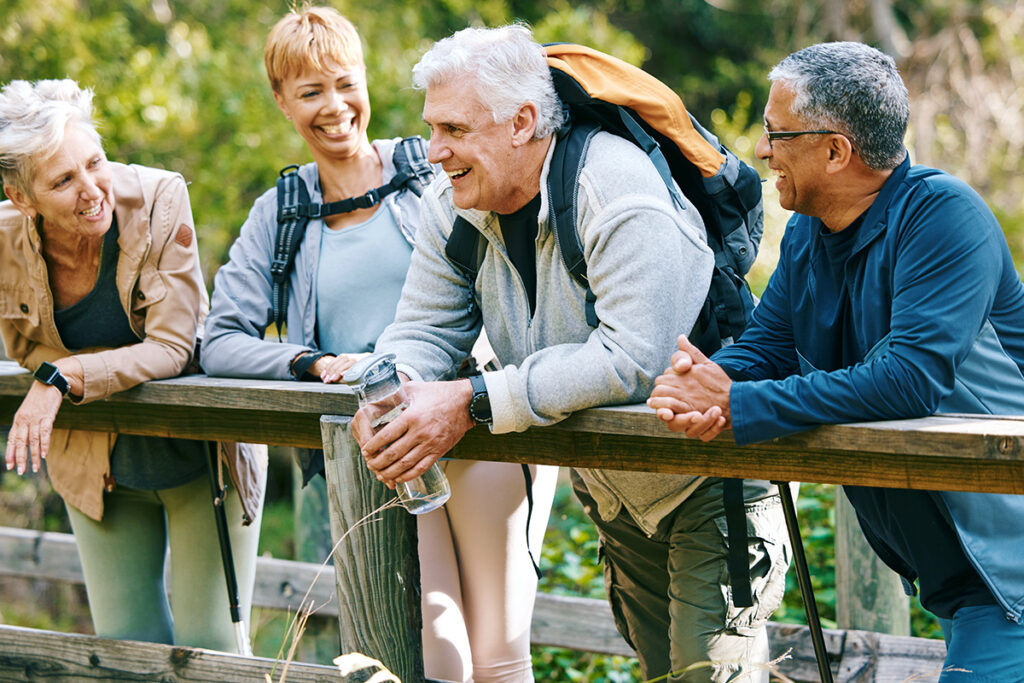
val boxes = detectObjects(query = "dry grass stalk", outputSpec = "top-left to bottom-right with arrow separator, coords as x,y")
267,497 -> 405,683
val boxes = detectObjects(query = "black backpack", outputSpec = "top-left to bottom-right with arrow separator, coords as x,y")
443,44 -> 763,607
270,136 -> 434,337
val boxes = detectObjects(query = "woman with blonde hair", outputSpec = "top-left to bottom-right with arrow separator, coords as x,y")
0,78 -> 266,651
202,7 -> 555,681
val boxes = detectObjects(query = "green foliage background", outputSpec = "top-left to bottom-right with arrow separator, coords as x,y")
3,1 -> 1022,287
3,0 -> 1021,677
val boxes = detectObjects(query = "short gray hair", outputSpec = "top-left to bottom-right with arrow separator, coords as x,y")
412,24 -> 564,139
769,42 -> 908,170
0,79 -> 102,197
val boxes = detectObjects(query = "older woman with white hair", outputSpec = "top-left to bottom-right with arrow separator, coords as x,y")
0,78 -> 265,652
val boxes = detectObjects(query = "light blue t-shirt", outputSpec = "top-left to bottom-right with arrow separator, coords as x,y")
316,207 -> 413,354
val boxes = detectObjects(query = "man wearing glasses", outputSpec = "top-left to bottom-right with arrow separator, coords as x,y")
649,41 -> 1024,678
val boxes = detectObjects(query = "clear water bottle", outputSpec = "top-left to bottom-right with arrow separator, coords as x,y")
344,353 -> 451,515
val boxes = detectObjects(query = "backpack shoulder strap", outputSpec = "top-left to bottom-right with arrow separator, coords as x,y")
271,165 -> 312,340
299,136 -> 437,221
723,477 -> 754,608
391,136 -> 434,198
547,121 -> 600,328
444,216 -> 483,317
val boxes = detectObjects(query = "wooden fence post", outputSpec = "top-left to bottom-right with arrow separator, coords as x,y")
320,415 -> 423,683
835,491 -> 910,635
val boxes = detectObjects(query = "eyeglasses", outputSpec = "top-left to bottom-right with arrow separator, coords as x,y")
763,127 -> 839,151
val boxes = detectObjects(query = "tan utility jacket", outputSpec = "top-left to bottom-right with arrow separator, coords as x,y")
0,162 -> 266,523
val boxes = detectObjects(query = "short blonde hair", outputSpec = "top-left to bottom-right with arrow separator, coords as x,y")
264,5 -> 364,93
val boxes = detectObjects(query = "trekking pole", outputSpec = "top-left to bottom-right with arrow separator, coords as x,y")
207,441 -> 253,657
773,481 -> 833,683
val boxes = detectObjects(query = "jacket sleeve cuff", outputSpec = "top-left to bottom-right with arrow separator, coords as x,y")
289,350 -> 328,380
483,370 -> 513,434
72,353 -> 109,404
729,381 -> 756,446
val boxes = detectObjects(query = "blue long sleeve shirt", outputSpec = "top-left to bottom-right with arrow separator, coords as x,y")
714,156 -> 1024,622
717,157 -> 1024,444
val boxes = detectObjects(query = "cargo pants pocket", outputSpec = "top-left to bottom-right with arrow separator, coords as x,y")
714,497 -> 791,636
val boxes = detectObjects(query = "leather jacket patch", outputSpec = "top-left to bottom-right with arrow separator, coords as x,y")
174,223 -> 193,248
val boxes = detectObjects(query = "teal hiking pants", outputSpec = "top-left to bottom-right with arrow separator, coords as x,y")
65,472 -> 262,652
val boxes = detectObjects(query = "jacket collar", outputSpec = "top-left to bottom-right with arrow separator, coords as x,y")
849,153 -> 911,255
110,162 -> 151,260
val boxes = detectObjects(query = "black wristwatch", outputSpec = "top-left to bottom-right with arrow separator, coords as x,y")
468,374 -> 492,425
33,361 -> 70,396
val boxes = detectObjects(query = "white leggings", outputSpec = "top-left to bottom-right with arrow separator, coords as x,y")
418,460 -> 558,683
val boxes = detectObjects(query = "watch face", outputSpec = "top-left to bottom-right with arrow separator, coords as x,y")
469,374 -> 492,424
34,362 -> 57,382
34,362 -> 69,394
470,393 -> 492,424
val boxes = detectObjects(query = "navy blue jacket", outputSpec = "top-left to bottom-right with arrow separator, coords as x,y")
715,156 -> 1024,622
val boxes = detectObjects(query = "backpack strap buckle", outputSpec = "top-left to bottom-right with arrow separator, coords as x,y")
354,187 -> 380,209
269,257 -> 289,281
301,203 -> 323,219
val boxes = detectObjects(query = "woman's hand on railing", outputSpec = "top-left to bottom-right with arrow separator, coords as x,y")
317,353 -> 366,384
5,380 -> 63,474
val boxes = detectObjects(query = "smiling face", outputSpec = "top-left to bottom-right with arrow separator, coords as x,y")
422,79 -> 532,214
8,122 -> 114,239
755,82 -> 832,217
274,61 -> 372,164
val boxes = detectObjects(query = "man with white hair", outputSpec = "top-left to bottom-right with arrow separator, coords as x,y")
352,24 -> 789,683
651,41 -> 1024,679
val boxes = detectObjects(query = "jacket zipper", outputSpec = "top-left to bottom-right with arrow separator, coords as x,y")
477,220 -> 536,355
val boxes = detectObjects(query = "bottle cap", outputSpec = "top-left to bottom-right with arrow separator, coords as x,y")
341,352 -> 398,388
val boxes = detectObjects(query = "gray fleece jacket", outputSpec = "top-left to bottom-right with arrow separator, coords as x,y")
375,131 -> 715,534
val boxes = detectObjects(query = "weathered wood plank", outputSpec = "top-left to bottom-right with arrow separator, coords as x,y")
767,624 -> 947,683
450,427 -> 1024,494
321,416 -> 422,683
291,458 -> 343,665
0,526 -> 336,615
530,593 -> 631,655
5,389 -> 1023,491
4,362 -> 1024,492
0,527 -> 947,680
0,362 -> 359,415
251,555 -> 336,616
0,624 -> 341,682
836,629 -> 947,683
0,395 -> 326,448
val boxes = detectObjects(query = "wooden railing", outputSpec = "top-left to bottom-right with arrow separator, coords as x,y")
0,524 -> 947,682
5,360 -> 1018,681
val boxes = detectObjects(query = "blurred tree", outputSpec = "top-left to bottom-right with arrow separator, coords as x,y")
0,0 -> 644,282
3,0 -> 1020,277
